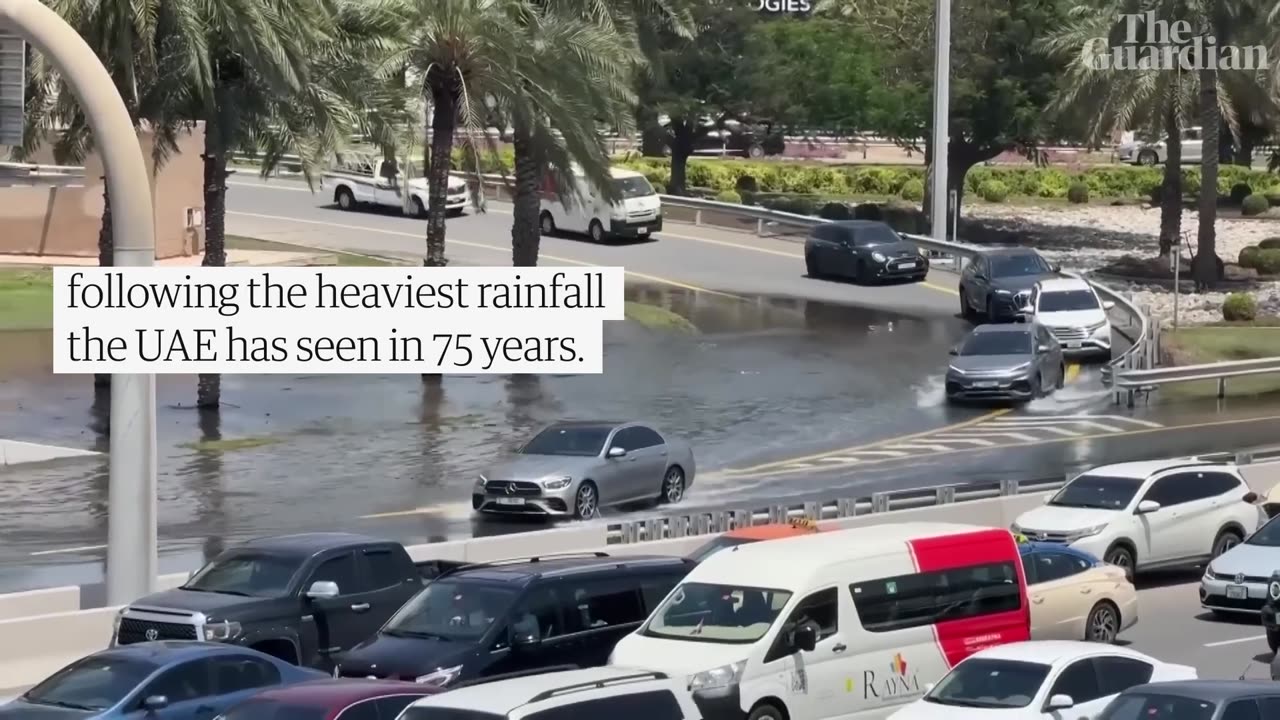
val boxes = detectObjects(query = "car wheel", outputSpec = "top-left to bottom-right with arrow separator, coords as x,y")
446,207 -> 464,218
573,481 -> 599,520
412,197 -> 427,218
1268,628 -> 1280,653
588,219 -> 606,243
1212,528 -> 1244,559
1104,544 -> 1135,580
335,188 -> 356,210
747,144 -> 765,159
855,261 -> 873,285
1084,601 -> 1120,643
1056,363 -> 1066,389
747,702 -> 786,720
659,466 -> 686,504
959,290 -> 976,320
985,297 -> 998,322
540,211 -> 556,236
805,253 -> 820,277
1137,149 -> 1158,166
1030,373 -> 1043,400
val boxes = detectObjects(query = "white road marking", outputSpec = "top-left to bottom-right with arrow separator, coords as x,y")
991,418 -> 1125,432
926,436 -> 997,446
1023,414 -> 1163,427
882,444 -> 954,453
818,456 -> 860,463
29,544 -> 107,556
974,424 -> 1083,437
1204,634 -> 1266,648
844,450 -> 909,458
937,431 -> 1039,443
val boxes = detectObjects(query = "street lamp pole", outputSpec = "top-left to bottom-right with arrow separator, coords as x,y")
929,0 -> 952,241
0,0 -> 158,604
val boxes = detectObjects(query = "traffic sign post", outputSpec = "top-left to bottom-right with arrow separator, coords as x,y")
0,29 -> 23,147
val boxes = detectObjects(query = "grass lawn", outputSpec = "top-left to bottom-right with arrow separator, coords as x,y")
1161,324 -> 1280,399
0,236 -> 399,332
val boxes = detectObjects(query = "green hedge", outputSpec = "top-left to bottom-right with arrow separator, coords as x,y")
1223,293 -> 1258,322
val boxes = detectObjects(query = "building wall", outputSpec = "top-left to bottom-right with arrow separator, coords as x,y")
0,123 -> 204,259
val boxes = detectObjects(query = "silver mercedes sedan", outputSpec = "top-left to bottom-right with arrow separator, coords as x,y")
471,420 -> 696,520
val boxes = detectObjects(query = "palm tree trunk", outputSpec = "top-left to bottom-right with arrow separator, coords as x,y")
510,113 -> 541,267
1158,102 -> 1182,258
1193,67 -> 1220,290
668,121 -> 694,196
424,83 -> 455,268
197,126 -> 229,410
95,184 -> 113,390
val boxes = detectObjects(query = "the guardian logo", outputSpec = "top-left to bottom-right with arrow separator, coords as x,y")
756,0 -> 811,12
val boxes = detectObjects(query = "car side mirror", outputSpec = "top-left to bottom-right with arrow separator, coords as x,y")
143,696 -> 170,712
511,630 -> 541,650
948,347 -> 958,356
1050,263 -> 1062,273
1103,300 -> 1116,310
306,580 -> 340,600
1036,344 -> 1050,354
1245,492 -> 1260,503
791,624 -> 817,653
607,446 -> 627,459
1136,500 -> 1161,514
1045,694 -> 1074,711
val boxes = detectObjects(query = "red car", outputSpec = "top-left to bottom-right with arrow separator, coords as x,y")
219,679 -> 443,720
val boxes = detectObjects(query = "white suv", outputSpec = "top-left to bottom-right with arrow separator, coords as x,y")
1012,459 -> 1264,578
1023,277 -> 1114,360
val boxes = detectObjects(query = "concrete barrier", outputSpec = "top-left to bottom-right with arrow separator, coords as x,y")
0,586 -> 80,621
0,605 -> 119,694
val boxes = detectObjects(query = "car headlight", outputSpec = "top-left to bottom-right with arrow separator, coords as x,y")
917,246 -> 929,257
1065,525 -> 1107,542
111,608 -> 125,645
416,665 -> 463,687
1009,523 -> 1022,534
688,661 -> 745,692
1270,580 -> 1280,601
1090,322 -> 1110,337
948,365 -> 966,375
1203,564 -> 1215,580
203,620 -> 242,641
1008,362 -> 1031,373
541,475 -> 572,490
871,251 -> 886,263
474,475 -> 487,491
995,289 -> 1012,295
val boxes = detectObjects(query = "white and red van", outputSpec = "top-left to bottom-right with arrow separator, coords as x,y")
609,522 -> 1029,720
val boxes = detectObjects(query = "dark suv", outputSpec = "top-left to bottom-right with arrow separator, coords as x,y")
335,552 -> 695,687
958,247 -> 1059,322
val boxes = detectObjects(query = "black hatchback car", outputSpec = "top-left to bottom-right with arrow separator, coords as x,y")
334,553 -> 694,688
803,220 -> 929,284
1095,680 -> 1280,720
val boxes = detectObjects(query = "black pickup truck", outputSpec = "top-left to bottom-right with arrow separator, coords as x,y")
110,533 -> 459,670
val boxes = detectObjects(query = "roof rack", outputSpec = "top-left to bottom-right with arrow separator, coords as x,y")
433,552 -> 611,580
450,665 -> 581,690
526,671 -> 670,703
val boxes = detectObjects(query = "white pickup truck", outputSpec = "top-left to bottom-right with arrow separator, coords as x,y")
321,155 -> 470,217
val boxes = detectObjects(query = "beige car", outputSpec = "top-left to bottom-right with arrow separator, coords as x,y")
1021,540 -> 1138,643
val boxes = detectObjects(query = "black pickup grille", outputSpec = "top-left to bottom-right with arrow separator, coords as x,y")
484,480 -> 541,496
117,618 -> 198,645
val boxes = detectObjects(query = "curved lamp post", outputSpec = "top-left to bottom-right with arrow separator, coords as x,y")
929,0 -> 951,242
0,0 -> 157,604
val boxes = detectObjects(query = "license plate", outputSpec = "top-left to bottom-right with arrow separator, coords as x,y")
495,497 -> 524,506
895,261 -> 915,270
1066,341 -> 1082,348
1227,585 -> 1247,599
638,227 -> 649,234
974,381 -> 999,388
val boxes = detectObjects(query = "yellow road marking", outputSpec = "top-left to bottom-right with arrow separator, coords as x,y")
1066,363 -> 1081,383
722,408 -> 1011,475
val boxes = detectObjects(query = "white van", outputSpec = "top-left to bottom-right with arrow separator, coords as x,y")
538,167 -> 662,243
608,522 -> 1031,720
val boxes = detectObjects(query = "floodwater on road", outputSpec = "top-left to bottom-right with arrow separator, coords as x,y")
0,284 -> 972,591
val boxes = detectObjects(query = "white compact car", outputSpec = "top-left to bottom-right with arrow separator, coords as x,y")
1012,459 -> 1264,578
1022,277 -> 1113,360
887,642 -> 1196,720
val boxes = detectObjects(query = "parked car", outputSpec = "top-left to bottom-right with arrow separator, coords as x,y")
218,679 -> 444,720
944,323 -> 1066,403
1018,540 -> 1137,643
335,552 -> 695,687
958,247 -> 1059,322
113,533 -> 440,670
803,220 -> 929,284
0,642 -> 323,719
1021,277 -> 1115,361
1012,459 -> 1264,579
687,518 -> 820,562
1115,126 -> 1203,166
886,642 -> 1195,720
1095,680 -> 1280,720
473,421 -> 696,519
400,668 -> 701,720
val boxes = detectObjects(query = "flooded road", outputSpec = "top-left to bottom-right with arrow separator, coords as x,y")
0,285 -> 975,590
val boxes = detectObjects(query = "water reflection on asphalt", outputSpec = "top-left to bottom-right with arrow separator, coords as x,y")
0,285 -> 971,588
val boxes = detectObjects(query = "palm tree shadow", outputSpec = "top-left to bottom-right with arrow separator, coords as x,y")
189,408 -> 227,562
415,382 -> 449,543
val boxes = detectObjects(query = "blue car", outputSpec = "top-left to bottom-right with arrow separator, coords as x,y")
2,641 -> 325,719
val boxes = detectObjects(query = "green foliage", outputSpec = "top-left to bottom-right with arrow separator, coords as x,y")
715,189 -> 742,204
1240,248 -> 1280,275
1259,238 -> 1280,250
899,179 -> 925,201
452,146 -> 515,174
652,182 -> 666,195
1067,182 -> 1089,204
819,202 -> 853,220
1242,194 -> 1270,217
761,196 -> 818,216
977,179 -> 1009,203
1223,293 -> 1258,322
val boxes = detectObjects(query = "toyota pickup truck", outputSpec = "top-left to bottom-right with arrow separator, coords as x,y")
322,154 -> 471,218
110,533 -> 461,670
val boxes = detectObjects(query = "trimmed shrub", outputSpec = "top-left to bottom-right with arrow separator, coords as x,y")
1242,194 -> 1270,216
853,203 -> 884,221
714,189 -> 742,204
1240,247 -> 1280,275
978,179 -> 1009,203
1067,182 -> 1090,204
1223,293 -> 1258,322
1239,246 -> 1262,267
1230,182 -> 1253,205
739,190 -> 756,206
819,202 -> 853,220
763,196 -> 817,216
735,175 -> 759,193
1258,237 -> 1280,250
899,179 -> 925,202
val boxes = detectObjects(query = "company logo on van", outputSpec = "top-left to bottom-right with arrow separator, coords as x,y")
862,653 -> 921,701
889,653 -> 908,676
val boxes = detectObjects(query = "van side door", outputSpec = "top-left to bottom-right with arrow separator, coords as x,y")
760,588 -> 845,720
557,575 -> 650,668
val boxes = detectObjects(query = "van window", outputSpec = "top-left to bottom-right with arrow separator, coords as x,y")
642,582 -> 792,644
563,578 -> 645,632
613,176 -> 655,199
850,562 -> 1021,632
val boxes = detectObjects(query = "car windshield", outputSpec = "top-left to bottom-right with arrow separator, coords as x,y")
1096,693 -> 1218,720
23,656 -> 156,711
689,536 -> 755,562
924,658 -> 1051,709
1048,474 -> 1142,510
182,552 -> 301,597
991,253 -> 1051,277
1247,515 -> 1280,547
220,699 -> 330,720
384,581 -> 517,641
1039,290 -> 1099,312
851,225 -> 901,246
519,426 -> 610,457
959,331 -> 1032,356
642,581 -> 792,644
613,176 -> 655,199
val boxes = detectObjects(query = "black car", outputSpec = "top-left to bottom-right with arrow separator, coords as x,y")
958,247 -> 1059,322
335,552 -> 695,687
1096,680 -> 1280,720
804,220 -> 929,284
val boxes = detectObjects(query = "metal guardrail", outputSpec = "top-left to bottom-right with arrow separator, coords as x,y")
1113,356 -> 1280,399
